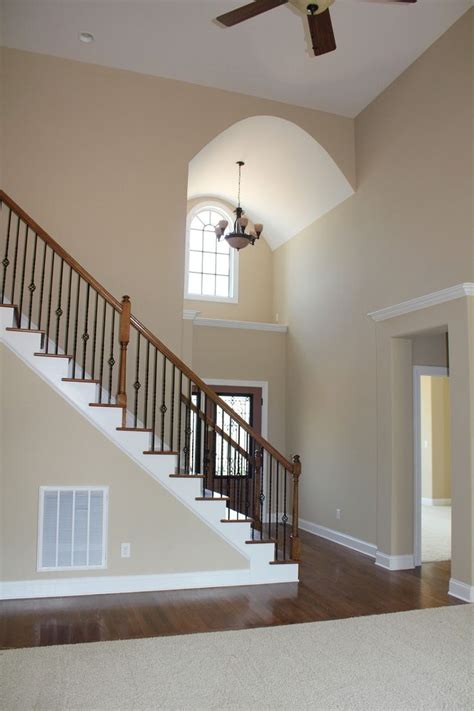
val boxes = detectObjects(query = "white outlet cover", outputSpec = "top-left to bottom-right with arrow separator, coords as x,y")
121,543 -> 131,558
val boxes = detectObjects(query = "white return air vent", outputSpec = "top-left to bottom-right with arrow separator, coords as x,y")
38,487 -> 108,571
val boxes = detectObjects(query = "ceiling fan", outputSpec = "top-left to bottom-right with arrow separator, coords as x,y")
216,0 -> 417,57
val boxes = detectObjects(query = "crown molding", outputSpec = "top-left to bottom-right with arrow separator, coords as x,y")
191,316 -> 288,333
368,283 -> 474,322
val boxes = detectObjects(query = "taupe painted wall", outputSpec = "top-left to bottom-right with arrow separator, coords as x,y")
421,376 -> 452,501
273,10 -> 473,563
0,345 -> 247,581
1,47 -> 354,354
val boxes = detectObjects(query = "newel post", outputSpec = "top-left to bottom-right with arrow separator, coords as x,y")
290,454 -> 301,562
116,295 -> 131,425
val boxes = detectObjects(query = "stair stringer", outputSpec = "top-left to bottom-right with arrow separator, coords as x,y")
0,307 -> 298,587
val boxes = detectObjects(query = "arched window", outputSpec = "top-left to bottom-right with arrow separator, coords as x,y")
185,204 -> 238,303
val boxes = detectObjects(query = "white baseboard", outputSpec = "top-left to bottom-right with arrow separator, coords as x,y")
448,578 -> 474,603
375,552 -> 415,571
299,518 -> 377,558
0,564 -> 299,601
421,498 -> 451,506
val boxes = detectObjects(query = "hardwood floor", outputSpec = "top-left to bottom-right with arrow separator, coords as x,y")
0,530 -> 462,649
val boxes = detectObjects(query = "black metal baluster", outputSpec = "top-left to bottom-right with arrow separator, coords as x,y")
45,250 -> 55,353
37,242 -> 47,329
160,356 -> 167,451
98,300 -> 107,404
1,207 -> 12,304
27,233 -> 38,328
151,347 -> 158,451
177,370 -> 183,473
133,332 -> 141,427
81,283 -> 90,379
143,340 -> 150,429
268,455 -> 273,543
64,265 -> 73,355
169,365 -> 176,452
91,290 -> 99,378
189,383 -> 195,473
275,463 -> 280,559
72,275 -> 81,378
220,406 -> 224,497
54,259 -> 64,354
107,308 -> 116,402
10,216 -> 21,306
282,465 -> 288,560
259,450 -> 265,531
18,223 -> 29,325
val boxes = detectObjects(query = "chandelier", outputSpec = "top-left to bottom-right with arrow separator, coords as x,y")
214,161 -> 263,251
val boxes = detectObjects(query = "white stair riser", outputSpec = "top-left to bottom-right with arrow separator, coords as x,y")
0,308 -> 16,330
60,381 -> 99,405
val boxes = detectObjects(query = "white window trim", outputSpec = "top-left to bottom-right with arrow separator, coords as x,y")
184,201 -> 239,304
37,486 -> 109,573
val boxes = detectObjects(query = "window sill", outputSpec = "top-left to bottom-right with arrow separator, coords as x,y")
184,293 -> 239,305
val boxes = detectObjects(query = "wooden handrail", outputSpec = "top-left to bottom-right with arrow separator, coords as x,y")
0,191 -> 122,314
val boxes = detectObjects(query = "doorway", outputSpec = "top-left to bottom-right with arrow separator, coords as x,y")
413,366 -> 452,566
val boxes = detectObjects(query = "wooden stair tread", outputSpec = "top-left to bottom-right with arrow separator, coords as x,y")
6,327 -> 45,334
62,378 -> 100,384
169,474 -> 205,479
143,450 -> 178,455
245,539 -> 276,545
116,427 -> 153,433
89,403 -> 123,408
0,303 -> 18,309
34,352 -> 72,359
195,496 -> 230,501
269,560 -> 298,565
220,518 -> 253,524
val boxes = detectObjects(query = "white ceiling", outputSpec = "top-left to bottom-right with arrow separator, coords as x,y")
188,116 -> 354,249
1,0 -> 470,117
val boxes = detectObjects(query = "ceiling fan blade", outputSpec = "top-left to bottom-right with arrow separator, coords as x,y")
308,9 -> 336,57
216,0 -> 288,27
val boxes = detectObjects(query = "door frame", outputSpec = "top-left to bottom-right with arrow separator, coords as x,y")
413,365 -> 449,566
203,379 -> 269,440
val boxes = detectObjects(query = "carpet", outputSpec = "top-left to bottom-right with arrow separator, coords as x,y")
0,605 -> 472,710
422,504 -> 451,562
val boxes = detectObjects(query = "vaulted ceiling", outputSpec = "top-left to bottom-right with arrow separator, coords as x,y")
1,0 -> 471,117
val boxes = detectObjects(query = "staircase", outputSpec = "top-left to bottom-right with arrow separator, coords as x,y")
0,190 -> 301,588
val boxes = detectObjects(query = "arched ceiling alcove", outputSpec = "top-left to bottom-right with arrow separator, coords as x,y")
187,116 -> 354,251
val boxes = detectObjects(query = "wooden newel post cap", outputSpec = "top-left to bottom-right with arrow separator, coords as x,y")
292,454 -> 301,476
122,295 -> 130,303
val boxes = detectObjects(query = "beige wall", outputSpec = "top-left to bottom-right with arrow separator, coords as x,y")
184,197 -> 274,323
1,47 -> 354,354
413,333 -> 449,367
0,344 -> 247,581
191,326 -> 287,454
421,376 -> 452,501
272,11 -> 473,575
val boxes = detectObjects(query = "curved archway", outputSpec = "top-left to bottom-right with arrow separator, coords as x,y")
188,116 -> 354,250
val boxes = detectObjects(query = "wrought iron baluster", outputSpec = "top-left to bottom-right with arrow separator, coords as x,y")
107,308 -> 116,402
64,265 -> 73,355
220,406 -> 225,497
160,356 -> 167,451
1,207 -> 12,305
282,464 -> 288,560
45,250 -> 55,353
275,463 -> 280,559
98,300 -> 107,404
27,233 -> 38,328
169,364 -> 176,452
91,290 -> 99,379
151,347 -> 158,451
268,455 -> 273,543
18,223 -> 29,325
37,242 -> 47,329
82,283 -> 91,379
143,339 -> 150,429
10,216 -> 21,306
72,275 -> 81,378
133,332 -> 141,428
54,259 -> 64,354
177,370 -> 183,473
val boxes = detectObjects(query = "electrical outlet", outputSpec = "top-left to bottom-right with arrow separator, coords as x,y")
121,542 -> 131,558
336,508 -> 341,520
